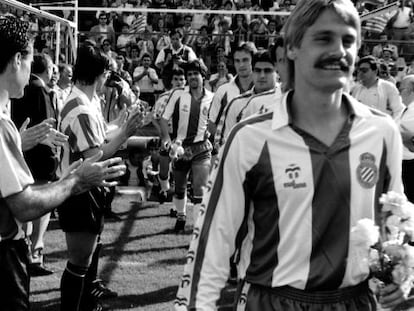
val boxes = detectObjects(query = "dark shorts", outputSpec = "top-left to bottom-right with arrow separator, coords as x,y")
58,188 -> 107,234
235,281 -> 376,311
0,239 -> 30,311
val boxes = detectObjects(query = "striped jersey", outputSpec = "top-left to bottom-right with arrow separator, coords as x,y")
175,91 -> 403,310
213,89 -> 254,150
153,89 -> 174,120
162,86 -> 214,145
153,89 -> 177,134
214,86 -> 282,150
0,110 -> 34,241
59,86 -> 107,173
208,76 -> 254,126
241,85 -> 283,120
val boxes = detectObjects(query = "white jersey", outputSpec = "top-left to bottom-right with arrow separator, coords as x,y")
175,91 -> 403,310
241,85 -> 283,119
208,76 -> 254,126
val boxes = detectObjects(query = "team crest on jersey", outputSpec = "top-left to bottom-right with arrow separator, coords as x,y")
356,153 -> 378,189
283,164 -> 307,189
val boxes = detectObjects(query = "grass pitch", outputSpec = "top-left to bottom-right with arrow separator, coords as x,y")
30,189 -> 201,311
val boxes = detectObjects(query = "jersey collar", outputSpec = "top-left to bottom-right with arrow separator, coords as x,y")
271,90 -> 373,131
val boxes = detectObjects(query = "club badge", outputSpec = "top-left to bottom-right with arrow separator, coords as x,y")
356,153 -> 378,189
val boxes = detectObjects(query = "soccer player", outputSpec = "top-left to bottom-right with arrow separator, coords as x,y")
213,51 -> 282,150
58,43 -> 143,311
174,1 -> 407,310
0,16 -> 125,311
207,43 -> 255,139
153,68 -> 186,211
160,60 -> 213,233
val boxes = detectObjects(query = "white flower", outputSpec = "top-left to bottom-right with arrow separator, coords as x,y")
380,192 -> 409,215
393,201 -> 414,219
350,219 -> 379,248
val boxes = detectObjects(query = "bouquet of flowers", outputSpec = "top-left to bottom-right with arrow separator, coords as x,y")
350,191 -> 414,305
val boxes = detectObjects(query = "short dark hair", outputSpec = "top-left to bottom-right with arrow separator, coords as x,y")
252,50 -> 275,68
172,67 -> 185,77
0,16 -> 31,74
58,63 -> 72,74
32,53 -> 53,74
141,53 -> 152,61
185,59 -> 207,78
98,12 -> 108,19
73,43 -> 110,85
232,42 -> 256,59
169,28 -> 183,38
358,55 -> 378,71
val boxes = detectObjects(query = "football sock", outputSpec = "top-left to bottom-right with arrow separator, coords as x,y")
60,261 -> 88,311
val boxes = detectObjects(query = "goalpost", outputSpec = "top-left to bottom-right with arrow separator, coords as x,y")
2,0 -> 76,64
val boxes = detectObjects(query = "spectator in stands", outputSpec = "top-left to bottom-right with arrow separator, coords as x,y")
193,25 -> 212,69
133,53 -> 159,107
213,19 -> 234,57
378,61 -> 397,85
116,23 -> 136,52
231,14 -> 249,49
351,55 -> 404,119
191,0 -> 209,30
101,38 -> 117,61
211,44 -> 233,75
115,53 -> 133,86
388,0 -> 413,43
128,44 -> 141,75
57,63 -> 73,109
182,15 -> 198,47
208,61 -> 234,92
371,32 -> 398,60
155,17 -> 172,52
89,12 -> 116,48
137,28 -> 155,60
380,47 -> 396,68
248,18 -> 267,49
266,19 -> 279,47
155,28 -> 197,89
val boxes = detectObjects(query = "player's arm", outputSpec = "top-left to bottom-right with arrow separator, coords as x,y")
6,152 -> 124,222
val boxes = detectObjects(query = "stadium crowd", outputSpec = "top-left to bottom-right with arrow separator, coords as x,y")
3,0 -> 414,310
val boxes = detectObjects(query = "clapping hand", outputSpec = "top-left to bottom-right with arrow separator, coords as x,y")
61,151 -> 126,194
19,117 -> 54,151
123,105 -> 146,137
40,128 -> 68,150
